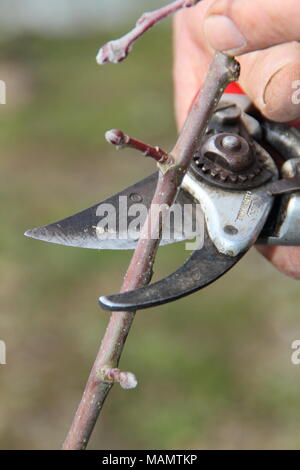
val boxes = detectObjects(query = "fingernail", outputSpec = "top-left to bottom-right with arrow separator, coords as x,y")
204,15 -> 247,55
263,64 -> 300,122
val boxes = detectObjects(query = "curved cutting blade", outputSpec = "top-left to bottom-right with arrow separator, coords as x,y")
25,173 -> 201,250
99,229 -> 245,311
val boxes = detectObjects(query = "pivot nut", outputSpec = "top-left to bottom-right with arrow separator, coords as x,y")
202,133 -> 254,173
193,132 -> 272,190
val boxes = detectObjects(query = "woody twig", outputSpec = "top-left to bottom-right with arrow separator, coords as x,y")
96,0 -> 202,65
63,0 -> 240,450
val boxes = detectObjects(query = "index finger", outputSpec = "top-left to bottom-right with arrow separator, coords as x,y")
204,0 -> 300,55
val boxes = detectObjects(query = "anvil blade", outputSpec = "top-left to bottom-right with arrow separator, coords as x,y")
99,229 -> 244,311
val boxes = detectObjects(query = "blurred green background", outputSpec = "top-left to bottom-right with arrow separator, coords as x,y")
1,1 -> 300,450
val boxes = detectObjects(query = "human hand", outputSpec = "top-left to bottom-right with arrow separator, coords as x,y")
174,0 -> 300,279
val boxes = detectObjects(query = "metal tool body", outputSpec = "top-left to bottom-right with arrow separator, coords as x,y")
25,95 -> 300,311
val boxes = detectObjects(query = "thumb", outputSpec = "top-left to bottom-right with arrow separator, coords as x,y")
204,0 -> 300,55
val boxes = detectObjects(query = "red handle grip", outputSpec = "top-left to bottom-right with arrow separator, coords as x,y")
224,82 -> 244,94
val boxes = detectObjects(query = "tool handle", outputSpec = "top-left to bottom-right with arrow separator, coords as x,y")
225,83 -> 300,131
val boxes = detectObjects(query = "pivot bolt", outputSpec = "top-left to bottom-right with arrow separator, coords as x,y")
221,135 -> 241,152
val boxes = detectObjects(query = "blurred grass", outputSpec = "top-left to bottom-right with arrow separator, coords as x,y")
0,26 -> 300,450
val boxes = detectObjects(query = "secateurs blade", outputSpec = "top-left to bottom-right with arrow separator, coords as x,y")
25,94 -> 300,311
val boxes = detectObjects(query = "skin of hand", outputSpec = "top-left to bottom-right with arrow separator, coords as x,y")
174,0 -> 300,279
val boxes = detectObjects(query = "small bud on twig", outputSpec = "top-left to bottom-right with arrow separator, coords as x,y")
101,367 -> 138,390
105,129 -> 170,163
105,129 -> 128,147
96,0 -> 202,65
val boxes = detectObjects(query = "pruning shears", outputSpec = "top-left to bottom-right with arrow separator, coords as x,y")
25,92 -> 300,311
